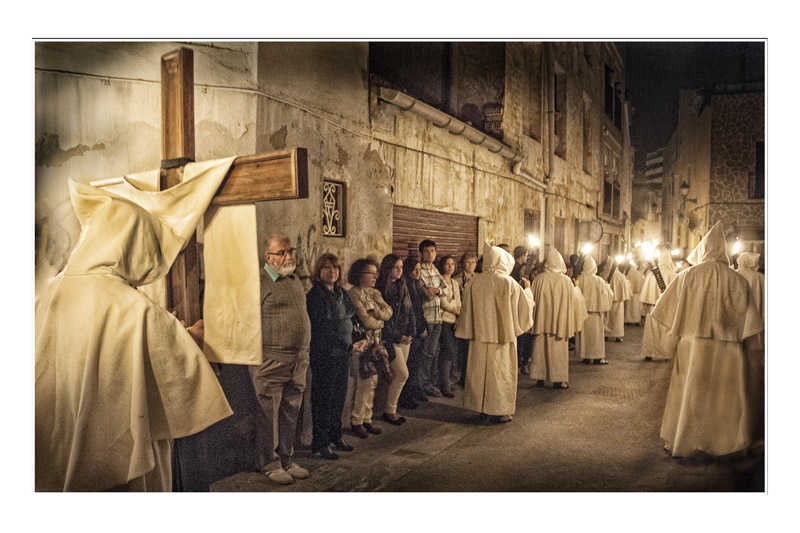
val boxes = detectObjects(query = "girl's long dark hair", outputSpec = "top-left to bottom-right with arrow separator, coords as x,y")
378,254 -> 411,311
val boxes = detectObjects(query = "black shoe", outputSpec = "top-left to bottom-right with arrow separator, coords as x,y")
331,439 -> 354,452
616,337 -> 623,343
351,424 -> 369,439
535,380 -> 545,387
382,413 -> 406,425
313,445 -> 339,460
363,422 -> 383,435
441,388 -> 455,398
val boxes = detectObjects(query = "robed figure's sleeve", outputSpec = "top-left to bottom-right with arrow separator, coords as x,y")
513,286 -> 535,336
573,286 -> 588,333
455,283 -> 474,340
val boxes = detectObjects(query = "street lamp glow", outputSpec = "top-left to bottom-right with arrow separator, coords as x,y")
527,234 -> 540,248
732,240 -> 742,255
671,248 -> 680,256
615,255 -> 624,263
581,242 -> 594,255
655,249 -> 662,258
641,241 -> 655,261
634,241 -> 642,248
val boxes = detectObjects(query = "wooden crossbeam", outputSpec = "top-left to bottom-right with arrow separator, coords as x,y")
160,47 -> 308,325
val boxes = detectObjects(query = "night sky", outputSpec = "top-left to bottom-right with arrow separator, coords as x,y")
623,41 -> 765,165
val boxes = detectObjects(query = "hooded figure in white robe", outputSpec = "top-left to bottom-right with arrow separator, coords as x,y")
737,252 -> 764,321
35,158 -> 236,491
641,254 -> 679,360
455,243 -> 534,419
652,222 -> 764,457
575,256 -> 613,362
640,253 -> 677,314
624,264 -> 645,324
600,260 -> 632,340
530,249 -> 583,387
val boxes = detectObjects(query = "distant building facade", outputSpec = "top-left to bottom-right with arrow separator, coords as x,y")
667,84 -> 765,261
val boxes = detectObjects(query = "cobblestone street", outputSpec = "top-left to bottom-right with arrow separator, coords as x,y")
212,324 -> 764,492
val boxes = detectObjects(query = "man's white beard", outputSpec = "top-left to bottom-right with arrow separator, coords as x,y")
277,262 -> 296,277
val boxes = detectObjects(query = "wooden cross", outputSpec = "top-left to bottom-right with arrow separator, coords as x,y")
160,47 -> 308,325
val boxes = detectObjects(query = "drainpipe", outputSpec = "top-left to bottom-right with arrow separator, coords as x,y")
543,43 -> 555,251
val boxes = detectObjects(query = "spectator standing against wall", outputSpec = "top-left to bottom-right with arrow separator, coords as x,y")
418,239 -> 448,397
377,254 -> 417,425
398,256 -> 429,409
306,253 -> 363,461
453,252 -> 478,386
251,234 -> 312,485
437,255 -> 462,397
347,258 -> 393,439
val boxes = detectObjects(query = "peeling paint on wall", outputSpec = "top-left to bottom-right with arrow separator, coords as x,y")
35,134 -> 106,167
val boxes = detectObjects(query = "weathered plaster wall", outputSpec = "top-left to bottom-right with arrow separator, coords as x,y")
35,42 -> 259,288
252,43 -> 385,279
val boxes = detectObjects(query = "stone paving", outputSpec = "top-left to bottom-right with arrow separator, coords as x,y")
211,324 -> 764,492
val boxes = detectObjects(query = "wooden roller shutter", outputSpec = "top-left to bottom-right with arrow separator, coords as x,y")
392,205 -> 478,260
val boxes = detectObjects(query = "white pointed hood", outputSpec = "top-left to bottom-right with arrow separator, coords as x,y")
64,157 -> 235,287
687,221 -> 729,266
737,252 -> 760,271
545,248 -> 567,273
483,242 -> 515,276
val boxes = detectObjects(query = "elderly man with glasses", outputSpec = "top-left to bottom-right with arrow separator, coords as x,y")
249,234 -> 312,484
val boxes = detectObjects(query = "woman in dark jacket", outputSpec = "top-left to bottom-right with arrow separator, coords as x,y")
397,255 -> 429,409
376,254 -> 417,424
306,253 -> 362,460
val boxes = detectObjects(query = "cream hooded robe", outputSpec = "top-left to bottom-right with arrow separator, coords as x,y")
653,222 -> 764,457
624,266 -> 645,323
640,254 -> 677,312
641,254 -> 679,360
601,262 -> 632,338
35,158 -> 235,491
530,249 -> 583,383
575,257 -> 613,360
455,244 -> 534,415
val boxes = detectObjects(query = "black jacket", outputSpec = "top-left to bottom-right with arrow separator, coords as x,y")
306,282 -> 355,356
380,278 -> 417,345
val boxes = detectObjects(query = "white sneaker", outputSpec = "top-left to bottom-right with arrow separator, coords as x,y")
265,466 -> 294,485
286,462 -> 310,480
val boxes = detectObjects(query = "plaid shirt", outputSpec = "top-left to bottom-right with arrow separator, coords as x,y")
419,262 -> 446,324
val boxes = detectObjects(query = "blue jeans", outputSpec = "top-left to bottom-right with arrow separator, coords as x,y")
420,322 -> 442,390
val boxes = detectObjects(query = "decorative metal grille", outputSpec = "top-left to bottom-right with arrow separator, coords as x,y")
322,180 -> 346,237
